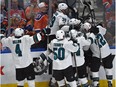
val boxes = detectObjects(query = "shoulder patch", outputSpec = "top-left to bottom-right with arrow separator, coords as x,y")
35,12 -> 44,20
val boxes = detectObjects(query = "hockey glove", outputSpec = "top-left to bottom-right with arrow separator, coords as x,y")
69,25 -> 80,31
90,26 -> 99,35
41,28 -> 51,35
25,25 -> 33,31
70,38 -> 78,46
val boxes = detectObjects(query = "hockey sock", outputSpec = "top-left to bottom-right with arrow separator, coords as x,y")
17,80 -> 24,87
105,68 -> 113,84
92,72 -> 99,86
68,81 -> 77,87
57,79 -> 65,87
82,83 -> 90,87
79,77 -> 88,85
51,77 -> 57,83
27,80 -> 35,87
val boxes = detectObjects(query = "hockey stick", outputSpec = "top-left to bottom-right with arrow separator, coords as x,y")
96,35 -> 103,65
73,52 -> 79,85
81,0 -> 96,25
65,0 -> 79,18
86,1 -> 103,66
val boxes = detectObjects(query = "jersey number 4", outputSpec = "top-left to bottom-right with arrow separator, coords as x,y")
15,44 -> 22,57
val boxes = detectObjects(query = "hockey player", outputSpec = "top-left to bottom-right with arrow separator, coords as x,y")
82,22 -> 114,87
48,3 -> 70,86
49,2 -> 70,41
0,28 -> 50,87
39,30 -> 79,87
69,29 -> 92,87
90,25 -> 114,87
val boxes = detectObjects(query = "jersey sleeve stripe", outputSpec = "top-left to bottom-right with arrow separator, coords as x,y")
33,34 -> 39,43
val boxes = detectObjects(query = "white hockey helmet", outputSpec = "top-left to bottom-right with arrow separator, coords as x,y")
14,28 -> 24,37
60,25 -> 69,32
56,30 -> 65,40
69,29 -> 78,39
82,22 -> 91,31
69,18 -> 81,25
58,3 -> 68,11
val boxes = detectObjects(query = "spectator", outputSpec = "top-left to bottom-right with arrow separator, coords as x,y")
0,14 -> 8,31
0,0 -> 8,34
6,0 -> 26,36
31,2 -> 48,49
0,0 -> 7,17
6,13 -> 26,36
25,0 -> 39,26
51,1 -> 58,16
34,2 -> 48,32
10,0 -> 25,19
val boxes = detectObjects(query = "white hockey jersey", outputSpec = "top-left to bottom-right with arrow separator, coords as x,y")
90,26 -> 111,58
1,34 -> 42,68
72,36 -> 90,67
48,38 -> 79,70
49,11 -> 70,35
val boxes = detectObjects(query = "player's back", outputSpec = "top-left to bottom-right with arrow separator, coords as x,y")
72,36 -> 90,67
49,38 -> 77,70
1,35 -> 34,68
49,11 -> 70,35
90,26 -> 111,58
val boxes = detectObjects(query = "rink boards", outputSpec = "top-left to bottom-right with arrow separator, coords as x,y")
0,48 -> 116,87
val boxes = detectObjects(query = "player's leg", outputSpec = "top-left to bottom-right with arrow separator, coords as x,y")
90,57 -> 101,87
17,80 -> 25,87
27,80 -> 35,87
64,66 -> 77,87
77,63 -> 90,87
53,69 -> 65,87
48,54 -> 57,87
84,49 -> 93,81
103,54 -> 115,87
26,63 -> 35,87
49,77 -> 57,87
16,68 -> 25,87
57,79 -> 66,87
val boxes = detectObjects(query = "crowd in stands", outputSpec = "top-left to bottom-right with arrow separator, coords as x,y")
0,0 -> 56,50
0,0 -> 115,50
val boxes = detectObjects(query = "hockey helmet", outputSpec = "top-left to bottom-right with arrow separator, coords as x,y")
82,22 -> 91,31
69,29 -> 78,39
14,28 -> 24,37
69,18 -> 81,25
56,30 -> 65,40
60,25 -> 69,32
58,3 -> 68,11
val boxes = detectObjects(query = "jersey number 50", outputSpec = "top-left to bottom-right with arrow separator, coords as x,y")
53,47 -> 65,60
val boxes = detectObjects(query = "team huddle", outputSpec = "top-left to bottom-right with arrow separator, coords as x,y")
0,2 -> 114,87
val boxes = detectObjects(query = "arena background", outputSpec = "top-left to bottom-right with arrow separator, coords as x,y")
0,0 -> 115,87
